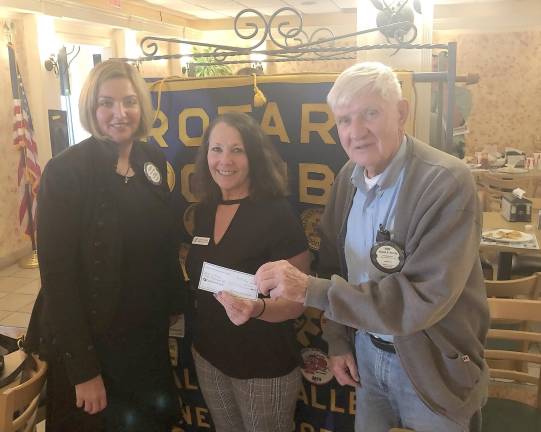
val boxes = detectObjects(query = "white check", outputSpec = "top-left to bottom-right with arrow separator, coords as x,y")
198,262 -> 259,300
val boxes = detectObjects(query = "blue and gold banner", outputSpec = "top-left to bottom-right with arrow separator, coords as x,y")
149,74 -> 353,219
150,72 -> 414,432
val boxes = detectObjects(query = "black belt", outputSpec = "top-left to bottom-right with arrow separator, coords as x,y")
368,334 -> 396,354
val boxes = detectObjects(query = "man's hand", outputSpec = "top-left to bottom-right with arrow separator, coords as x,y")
255,260 -> 309,303
329,353 -> 360,387
75,374 -> 107,414
215,291 -> 262,326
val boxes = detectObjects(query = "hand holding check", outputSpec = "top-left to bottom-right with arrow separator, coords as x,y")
255,260 -> 310,303
215,291 -> 263,326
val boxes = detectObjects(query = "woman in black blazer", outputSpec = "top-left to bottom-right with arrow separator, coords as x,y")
26,60 -> 184,432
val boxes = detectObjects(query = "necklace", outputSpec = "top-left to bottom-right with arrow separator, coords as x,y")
117,163 -> 131,183
220,197 -> 248,205
123,164 -> 131,183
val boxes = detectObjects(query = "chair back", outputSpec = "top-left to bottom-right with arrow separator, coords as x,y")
486,298 -> 541,410
0,351 -> 47,432
477,173 -> 535,211
485,273 -> 541,371
485,273 -> 541,298
478,172 -> 534,194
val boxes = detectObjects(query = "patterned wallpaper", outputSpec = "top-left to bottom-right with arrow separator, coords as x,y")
434,30 -> 541,156
0,22 -> 32,265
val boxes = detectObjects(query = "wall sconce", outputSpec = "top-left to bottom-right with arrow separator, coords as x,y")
43,46 -> 78,96
371,0 -> 422,43
44,54 -> 59,74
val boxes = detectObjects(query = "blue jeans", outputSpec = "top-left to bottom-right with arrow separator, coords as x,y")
354,332 -> 478,432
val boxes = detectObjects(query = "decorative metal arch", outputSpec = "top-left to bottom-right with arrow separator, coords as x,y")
117,7 -> 447,66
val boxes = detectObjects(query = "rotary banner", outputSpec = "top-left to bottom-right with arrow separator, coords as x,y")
150,72 -> 415,431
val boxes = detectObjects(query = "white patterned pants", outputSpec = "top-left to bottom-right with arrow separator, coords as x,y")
192,347 -> 301,432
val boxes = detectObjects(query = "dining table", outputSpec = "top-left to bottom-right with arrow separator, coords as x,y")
473,167 -> 541,194
481,210 -> 541,279
471,165 -> 541,178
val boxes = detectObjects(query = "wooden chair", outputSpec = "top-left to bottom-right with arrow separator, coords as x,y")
0,351 -> 47,432
485,273 -> 541,298
477,172 -> 534,211
485,274 -> 541,372
482,298 -> 541,432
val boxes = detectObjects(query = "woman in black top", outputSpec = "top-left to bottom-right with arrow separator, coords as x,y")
186,112 -> 310,432
26,60 -> 184,431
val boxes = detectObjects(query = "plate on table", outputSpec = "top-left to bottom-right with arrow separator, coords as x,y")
482,229 -> 533,243
490,158 -> 506,168
495,167 -> 529,174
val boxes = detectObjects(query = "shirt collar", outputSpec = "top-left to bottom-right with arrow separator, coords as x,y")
350,135 -> 408,191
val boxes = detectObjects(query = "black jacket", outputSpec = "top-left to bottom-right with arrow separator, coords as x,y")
26,136 -> 185,385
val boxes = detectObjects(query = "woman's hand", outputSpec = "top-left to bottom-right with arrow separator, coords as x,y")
75,374 -> 107,414
169,314 -> 181,327
215,291 -> 263,326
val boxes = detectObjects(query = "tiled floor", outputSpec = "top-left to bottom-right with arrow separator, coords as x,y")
0,264 -> 40,328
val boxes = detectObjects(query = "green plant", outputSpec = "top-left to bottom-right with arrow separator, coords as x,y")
190,46 -> 233,77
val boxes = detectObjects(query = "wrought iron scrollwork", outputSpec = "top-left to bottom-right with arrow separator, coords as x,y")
233,8 -> 268,50
130,6 -> 440,67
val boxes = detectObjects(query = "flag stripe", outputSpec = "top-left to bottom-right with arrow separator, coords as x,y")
9,43 -> 42,238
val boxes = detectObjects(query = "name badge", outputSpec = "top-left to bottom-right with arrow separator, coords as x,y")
370,224 -> 405,273
370,242 -> 405,273
144,162 -> 162,185
192,236 -> 210,246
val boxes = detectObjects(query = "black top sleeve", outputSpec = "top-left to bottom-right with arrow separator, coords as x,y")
268,199 -> 309,261
37,158 -> 101,385
152,147 -> 186,315
165,227 -> 186,315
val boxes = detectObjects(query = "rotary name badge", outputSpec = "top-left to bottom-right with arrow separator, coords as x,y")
144,162 -> 162,185
370,224 -> 405,273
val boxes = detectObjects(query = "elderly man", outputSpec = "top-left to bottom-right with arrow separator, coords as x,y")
256,62 -> 488,432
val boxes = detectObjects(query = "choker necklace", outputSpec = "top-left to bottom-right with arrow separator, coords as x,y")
220,197 -> 248,205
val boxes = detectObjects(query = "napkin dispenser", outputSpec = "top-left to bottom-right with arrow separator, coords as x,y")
501,193 -> 532,222
505,147 -> 526,168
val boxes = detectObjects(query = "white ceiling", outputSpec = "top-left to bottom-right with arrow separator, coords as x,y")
141,0 -> 519,20
143,0 -> 357,20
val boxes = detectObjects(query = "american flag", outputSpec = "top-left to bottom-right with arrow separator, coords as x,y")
8,42 -> 42,239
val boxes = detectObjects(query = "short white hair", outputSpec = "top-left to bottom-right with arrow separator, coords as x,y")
327,62 -> 402,111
